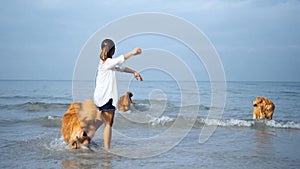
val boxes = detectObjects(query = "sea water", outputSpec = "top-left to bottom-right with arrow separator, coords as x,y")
0,80 -> 299,168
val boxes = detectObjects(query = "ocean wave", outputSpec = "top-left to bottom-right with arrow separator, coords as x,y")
0,115 -> 62,128
148,115 -> 174,126
197,118 -> 254,127
32,116 -> 62,128
0,95 -> 72,102
46,115 -> 62,121
279,90 -> 300,95
0,95 -> 33,100
265,120 -> 300,129
0,102 -> 69,112
196,118 -> 300,130
121,113 -> 300,130
46,136 -> 68,151
179,104 -> 210,111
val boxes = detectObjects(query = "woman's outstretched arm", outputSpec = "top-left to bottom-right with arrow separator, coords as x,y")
124,48 -> 142,60
122,48 -> 143,81
122,67 -> 143,81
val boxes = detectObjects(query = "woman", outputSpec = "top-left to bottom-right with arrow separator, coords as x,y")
93,39 -> 143,149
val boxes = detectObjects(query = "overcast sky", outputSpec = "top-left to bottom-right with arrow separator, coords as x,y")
0,0 -> 299,81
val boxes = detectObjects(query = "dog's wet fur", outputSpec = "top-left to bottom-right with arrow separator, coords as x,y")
61,99 -> 100,149
253,97 -> 275,120
118,92 -> 134,112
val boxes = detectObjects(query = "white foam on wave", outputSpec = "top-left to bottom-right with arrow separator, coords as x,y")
220,119 -> 255,127
202,118 -> 254,127
47,115 -> 59,120
199,118 -> 300,129
47,136 -> 68,150
265,120 -> 300,129
132,103 -> 151,112
148,116 -> 174,126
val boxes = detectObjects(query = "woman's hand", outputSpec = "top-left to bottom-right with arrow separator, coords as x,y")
134,72 -> 143,81
124,48 -> 142,60
132,48 -> 142,55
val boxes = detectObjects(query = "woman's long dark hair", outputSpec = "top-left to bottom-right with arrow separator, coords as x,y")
100,39 -> 115,61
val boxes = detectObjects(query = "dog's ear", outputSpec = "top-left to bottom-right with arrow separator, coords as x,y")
258,97 -> 264,104
126,92 -> 133,97
254,97 -> 263,105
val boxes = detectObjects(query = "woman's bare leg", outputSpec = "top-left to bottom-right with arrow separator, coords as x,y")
102,110 -> 115,149
86,110 -> 103,138
95,110 -> 103,129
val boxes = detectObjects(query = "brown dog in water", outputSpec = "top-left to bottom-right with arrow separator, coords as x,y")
118,92 -> 136,112
61,99 -> 102,149
253,97 -> 275,120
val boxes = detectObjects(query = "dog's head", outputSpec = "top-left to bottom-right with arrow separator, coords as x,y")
253,97 -> 263,107
76,131 -> 91,147
70,129 -> 91,149
125,92 -> 133,100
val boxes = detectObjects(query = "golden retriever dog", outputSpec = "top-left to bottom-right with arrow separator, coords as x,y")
253,97 -> 275,120
118,92 -> 136,112
62,99 -> 102,149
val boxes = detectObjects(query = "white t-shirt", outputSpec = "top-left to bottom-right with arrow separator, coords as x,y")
93,55 -> 125,107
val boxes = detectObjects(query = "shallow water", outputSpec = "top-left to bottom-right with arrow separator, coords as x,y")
0,80 -> 299,168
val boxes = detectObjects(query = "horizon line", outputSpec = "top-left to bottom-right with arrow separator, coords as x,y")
0,79 -> 299,83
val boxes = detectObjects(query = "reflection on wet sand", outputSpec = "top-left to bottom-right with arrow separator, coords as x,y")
61,149 -> 112,169
253,122 -> 276,156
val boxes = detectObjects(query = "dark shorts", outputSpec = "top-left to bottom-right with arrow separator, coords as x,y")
98,99 -> 116,111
